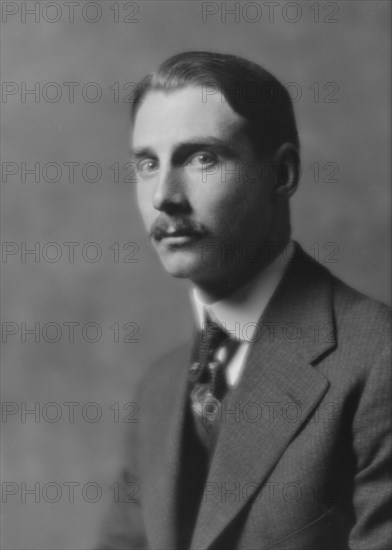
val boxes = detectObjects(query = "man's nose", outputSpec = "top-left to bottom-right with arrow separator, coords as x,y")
152,167 -> 188,213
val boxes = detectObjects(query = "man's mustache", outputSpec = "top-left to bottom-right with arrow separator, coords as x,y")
149,216 -> 208,241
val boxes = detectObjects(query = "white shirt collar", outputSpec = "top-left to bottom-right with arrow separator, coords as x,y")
191,241 -> 294,342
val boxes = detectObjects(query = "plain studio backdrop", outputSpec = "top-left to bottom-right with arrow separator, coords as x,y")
1,1 -> 390,548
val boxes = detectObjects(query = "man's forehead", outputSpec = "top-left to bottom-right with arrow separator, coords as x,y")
131,86 -> 246,148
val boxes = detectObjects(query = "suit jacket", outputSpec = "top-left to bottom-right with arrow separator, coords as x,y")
97,244 -> 391,550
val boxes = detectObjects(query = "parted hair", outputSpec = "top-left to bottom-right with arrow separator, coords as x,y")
131,51 -> 299,158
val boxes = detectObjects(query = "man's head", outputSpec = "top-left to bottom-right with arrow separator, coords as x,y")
130,51 -> 300,301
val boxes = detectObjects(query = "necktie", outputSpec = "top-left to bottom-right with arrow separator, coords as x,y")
189,317 -> 235,452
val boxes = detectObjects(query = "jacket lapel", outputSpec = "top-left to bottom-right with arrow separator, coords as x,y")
190,246 -> 337,549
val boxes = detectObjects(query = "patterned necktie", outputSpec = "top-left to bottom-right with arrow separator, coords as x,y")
189,317 -> 236,452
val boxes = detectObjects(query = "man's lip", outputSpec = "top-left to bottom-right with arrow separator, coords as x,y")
161,232 -> 200,239
164,230 -> 198,237
155,230 -> 204,242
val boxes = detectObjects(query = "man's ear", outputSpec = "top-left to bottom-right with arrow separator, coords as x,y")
272,143 -> 300,201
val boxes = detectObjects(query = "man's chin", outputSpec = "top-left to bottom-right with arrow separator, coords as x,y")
159,257 -> 199,279
156,247 -> 205,280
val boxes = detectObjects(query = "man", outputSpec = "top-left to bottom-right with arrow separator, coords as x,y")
97,52 -> 391,550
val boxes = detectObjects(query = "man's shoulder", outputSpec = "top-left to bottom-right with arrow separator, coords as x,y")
332,275 -> 391,334
283,244 -> 391,364
330,277 -> 391,372
297,247 -> 391,372
294,243 -> 390,334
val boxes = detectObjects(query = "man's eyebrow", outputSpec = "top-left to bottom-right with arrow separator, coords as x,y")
175,138 -> 239,159
130,137 -> 239,161
130,146 -> 156,160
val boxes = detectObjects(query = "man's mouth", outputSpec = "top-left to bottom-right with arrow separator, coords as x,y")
161,228 -> 199,238
155,229 -> 205,246
150,218 -> 207,243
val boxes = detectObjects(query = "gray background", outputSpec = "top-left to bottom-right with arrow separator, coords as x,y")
1,1 -> 390,548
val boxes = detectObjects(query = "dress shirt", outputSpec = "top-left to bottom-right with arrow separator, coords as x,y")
191,242 -> 294,387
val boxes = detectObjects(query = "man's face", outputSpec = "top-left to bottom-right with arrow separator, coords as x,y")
131,86 -> 277,292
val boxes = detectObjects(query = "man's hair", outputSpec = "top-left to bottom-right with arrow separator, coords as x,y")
131,51 -> 299,158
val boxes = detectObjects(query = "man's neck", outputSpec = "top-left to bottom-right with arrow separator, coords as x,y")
193,239 -> 291,305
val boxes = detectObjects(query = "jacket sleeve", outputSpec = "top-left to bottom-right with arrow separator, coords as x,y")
95,414 -> 149,550
349,344 -> 392,550
95,468 -> 148,550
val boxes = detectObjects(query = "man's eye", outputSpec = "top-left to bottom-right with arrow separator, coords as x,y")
138,159 -> 158,175
186,152 -> 217,168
